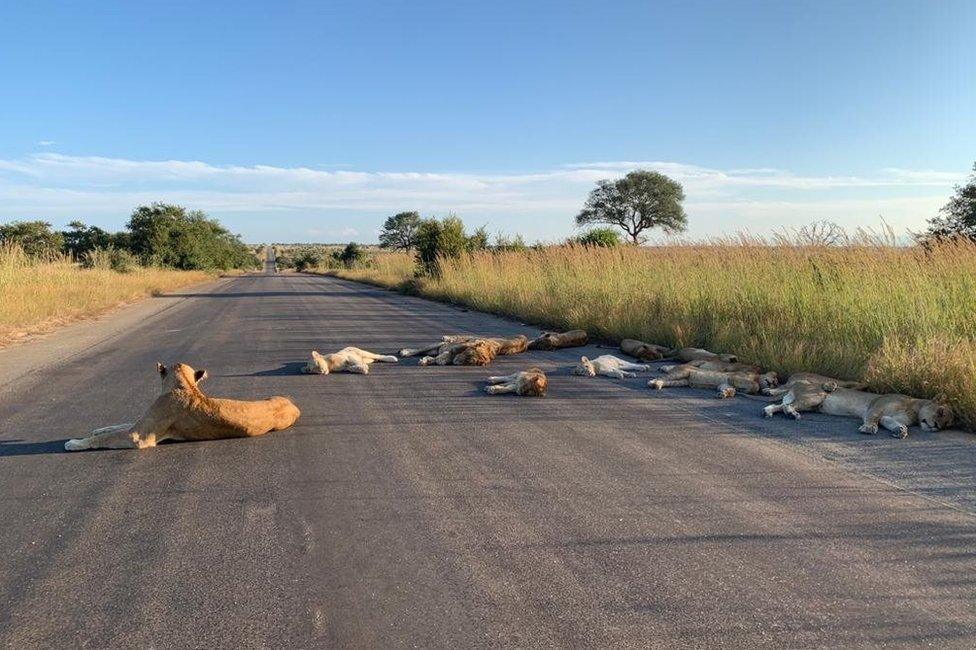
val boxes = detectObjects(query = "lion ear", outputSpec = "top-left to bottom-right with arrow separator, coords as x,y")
312,350 -> 322,357
157,362 -> 167,376
934,392 -> 948,404
580,356 -> 589,363
194,369 -> 208,383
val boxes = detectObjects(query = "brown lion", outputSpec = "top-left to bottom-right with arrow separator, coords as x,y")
619,338 -> 672,361
527,330 -> 588,351
484,368 -> 549,397
64,362 -> 301,451
401,335 -> 528,366
648,365 -> 778,398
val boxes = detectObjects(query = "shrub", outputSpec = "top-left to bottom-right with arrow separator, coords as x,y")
294,250 -> 322,272
575,227 -> 621,247
415,216 -> 471,276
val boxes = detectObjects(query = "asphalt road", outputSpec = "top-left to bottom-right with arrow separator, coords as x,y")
1,272 -> 975,648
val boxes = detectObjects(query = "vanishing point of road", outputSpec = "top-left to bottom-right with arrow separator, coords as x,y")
1,271 -> 975,648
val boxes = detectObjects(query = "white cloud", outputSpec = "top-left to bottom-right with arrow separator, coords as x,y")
36,140 -> 56,147
0,152 -> 964,241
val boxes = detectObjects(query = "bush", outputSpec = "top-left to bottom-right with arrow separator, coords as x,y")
294,250 -> 322,272
575,227 -> 621,247
336,242 -> 369,268
415,216 -> 471,276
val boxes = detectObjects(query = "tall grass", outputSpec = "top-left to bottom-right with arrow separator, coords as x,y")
331,241 -> 976,429
0,243 -> 213,346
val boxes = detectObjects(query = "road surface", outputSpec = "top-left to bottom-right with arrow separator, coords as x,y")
1,272 -> 975,648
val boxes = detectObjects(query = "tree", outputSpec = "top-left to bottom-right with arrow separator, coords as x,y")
378,211 -> 421,251
467,225 -> 490,251
921,163 -> 976,241
414,216 -> 470,276
575,227 -> 621,247
0,220 -> 65,257
336,242 -> 369,268
61,221 -> 116,257
126,202 -> 256,270
575,170 -> 688,244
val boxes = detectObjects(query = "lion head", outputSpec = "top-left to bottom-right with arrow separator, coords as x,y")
572,356 -> 596,377
758,371 -> 779,390
303,350 -> 330,374
157,362 -> 207,392
919,396 -> 954,432
454,340 -> 495,366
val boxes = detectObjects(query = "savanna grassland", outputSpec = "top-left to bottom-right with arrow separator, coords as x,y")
329,240 -> 976,428
0,244 -> 214,346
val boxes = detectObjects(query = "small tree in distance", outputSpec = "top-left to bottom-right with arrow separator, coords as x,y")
576,170 -> 688,244
921,162 -> 976,242
575,227 -> 621,247
378,211 -> 421,251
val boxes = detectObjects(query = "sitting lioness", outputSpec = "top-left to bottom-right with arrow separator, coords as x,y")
303,347 -> 398,374
527,330 -> 588,351
65,362 -> 301,451
620,339 -> 672,361
572,355 -> 650,379
649,366 -> 778,398
484,368 -> 548,397
762,382 -> 953,438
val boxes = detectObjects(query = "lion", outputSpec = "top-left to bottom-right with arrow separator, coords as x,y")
527,330 -> 588,351
303,347 -> 398,374
400,334 -> 528,359
663,347 -> 739,364
619,338 -> 672,361
484,368 -> 548,397
649,366 -> 778,398
760,372 -> 865,396
761,382 -> 953,438
572,355 -> 650,379
658,359 -> 760,374
64,362 -> 301,451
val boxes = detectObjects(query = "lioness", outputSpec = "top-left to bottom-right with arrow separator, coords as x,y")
762,383 -> 953,438
303,347 -> 398,374
658,359 -> 760,374
484,368 -> 548,397
527,330 -> 588,351
65,363 -> 301,451
649,366 -> 778,398
760,372 -> 865,396
401,334 -> 528,359
619,338 -> 672,361
572,355 -> 650,379
664,347 -> 739,364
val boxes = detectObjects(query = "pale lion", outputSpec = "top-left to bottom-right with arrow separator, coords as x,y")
527,330 -> 588,351
484,368 -> 549,397
762,382 -> 953,438
303,347 -> 398,374
649,366 -> 778,398
760,372 -> 865,396
658,359 -> 760,374
65,363 -> 301,451
664,347 -> 739,364
572,355 -> 650,379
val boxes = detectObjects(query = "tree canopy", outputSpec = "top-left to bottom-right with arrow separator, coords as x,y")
575,170 -> 688,244
0,220 -> 65,257
378,211 -> 421,251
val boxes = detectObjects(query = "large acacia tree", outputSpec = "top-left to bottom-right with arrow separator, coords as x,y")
575,170 -> 688,244
378,211 -> 421,251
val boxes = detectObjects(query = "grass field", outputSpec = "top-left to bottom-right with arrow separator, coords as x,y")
330,240 -> 976,429
0,244 -> 214,347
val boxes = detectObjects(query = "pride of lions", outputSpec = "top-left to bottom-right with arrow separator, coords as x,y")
65,328 -> 954,451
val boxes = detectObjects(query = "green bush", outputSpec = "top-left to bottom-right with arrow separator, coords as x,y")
415,216 -> 471,276
294,250 -> 322,272
576,227 -> 622,247
80,247 -> 138,273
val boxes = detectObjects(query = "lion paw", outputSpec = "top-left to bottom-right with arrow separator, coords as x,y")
891,427 -> 909,439
858,424 -> 878,435
65,438 -> 87,451
649,379 -> 664,390
720,388 -> 736,399
763,406 -> 775,418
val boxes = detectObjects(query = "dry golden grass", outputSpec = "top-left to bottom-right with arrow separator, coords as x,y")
0,244 -> 214,346
331,241 -> 976,429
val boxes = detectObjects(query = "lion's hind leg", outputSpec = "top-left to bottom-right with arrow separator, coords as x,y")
880,415 -> 911,439
65,424 -> 145,451
487,372 -> 519,384
485,382 -> 517,395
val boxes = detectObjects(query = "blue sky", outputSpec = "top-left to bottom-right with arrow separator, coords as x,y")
1,0 -> 973,243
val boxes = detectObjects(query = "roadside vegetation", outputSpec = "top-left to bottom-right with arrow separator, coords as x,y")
0,203 -> 257,346
328,165 -> 976,428
0,243 -> 212,346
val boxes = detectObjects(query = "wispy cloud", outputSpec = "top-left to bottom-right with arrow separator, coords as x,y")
36,140 -> 56,147
0,152 -> 964,240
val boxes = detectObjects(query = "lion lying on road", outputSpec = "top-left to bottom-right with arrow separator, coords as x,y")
485,368 -> 548,396
762,381 -> 953,438
760,372 -> 865,396
401,335 -> 528,367
619,338 -> 671,361
303,347 -> 398,374
659,359 -> 759,374
649,366 -> 778,398
573,355 -> 650,379
527,330 -> 588,351
65,363 -> 300,451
